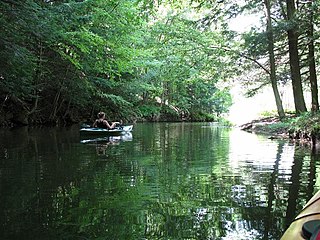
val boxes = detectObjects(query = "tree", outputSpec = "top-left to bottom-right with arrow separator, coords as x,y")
306,0 -> 319,112
135,3 -> 235,121
286,0 -> 307,113
0,0 -> 148,124
264,0 -> 285,118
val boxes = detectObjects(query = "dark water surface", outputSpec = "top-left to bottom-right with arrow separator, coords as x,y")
0,122 -> 319,240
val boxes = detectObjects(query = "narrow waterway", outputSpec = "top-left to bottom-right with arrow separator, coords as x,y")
0,122 -> 319,240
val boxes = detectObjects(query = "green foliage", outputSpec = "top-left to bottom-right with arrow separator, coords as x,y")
242,31 -> 268,58
190,111 -> 215,122
265,121 -> 291,134
254,112 -> 320,137
217,117 -> 233,127
259,110 -> 281,118
1,0 -> 320,125
134,7 -> 235,121
0,1 -> 39,98
0,0 -> 236,124
138,105 -> 161,119
287,112 -> 320,134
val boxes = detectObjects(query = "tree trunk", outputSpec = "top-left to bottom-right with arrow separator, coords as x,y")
307,0 -> 319,112
286,0 -> 307,114
264,0 -> 285,119
50,88 -> 61,120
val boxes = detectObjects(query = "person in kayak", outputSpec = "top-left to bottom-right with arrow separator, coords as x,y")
93,112 -> 120,129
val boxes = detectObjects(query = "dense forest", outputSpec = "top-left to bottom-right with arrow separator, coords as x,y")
0,0 -> 319,126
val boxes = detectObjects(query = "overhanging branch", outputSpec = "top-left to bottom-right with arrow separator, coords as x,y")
208,45 -> 270,75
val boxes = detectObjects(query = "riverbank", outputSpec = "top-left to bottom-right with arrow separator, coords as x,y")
239,113 -> 320,148
0,105 -> 217,127
239,116 -> 289,138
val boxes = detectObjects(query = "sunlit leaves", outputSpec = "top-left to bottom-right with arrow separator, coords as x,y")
136,6 -> 234,119
0,0 -> 238,123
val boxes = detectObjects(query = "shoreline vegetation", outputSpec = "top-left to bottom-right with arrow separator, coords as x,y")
1,1 -> 319,144
239,112 -> 320,149
0,108 -> 220,127
2,108 -> 320,150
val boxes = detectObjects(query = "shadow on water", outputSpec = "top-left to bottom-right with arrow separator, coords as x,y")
263,142 -> 284,239
0,123 -> 320,240
80,132 -> 133,156
283,145 -> 320,229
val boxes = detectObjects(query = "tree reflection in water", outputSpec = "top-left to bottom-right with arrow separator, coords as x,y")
0,123 -> 319,240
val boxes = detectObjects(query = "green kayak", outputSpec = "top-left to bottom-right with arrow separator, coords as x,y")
80,125 -> 133,136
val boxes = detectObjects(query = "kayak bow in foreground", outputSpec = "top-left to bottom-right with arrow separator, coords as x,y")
281,190 -> 320,240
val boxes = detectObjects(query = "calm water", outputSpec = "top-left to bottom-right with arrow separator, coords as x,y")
0,122 -> 320,240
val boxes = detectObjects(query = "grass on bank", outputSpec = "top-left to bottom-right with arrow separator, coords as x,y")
245,111 -> 320,136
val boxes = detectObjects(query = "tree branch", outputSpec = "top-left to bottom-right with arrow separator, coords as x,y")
207,45 -> 270,74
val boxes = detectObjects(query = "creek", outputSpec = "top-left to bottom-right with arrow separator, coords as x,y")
0,122 -> 319,240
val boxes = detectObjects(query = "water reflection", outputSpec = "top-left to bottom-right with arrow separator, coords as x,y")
80,132 -> 133,156
80,132 -> 133,144
0,123 -> 320,240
